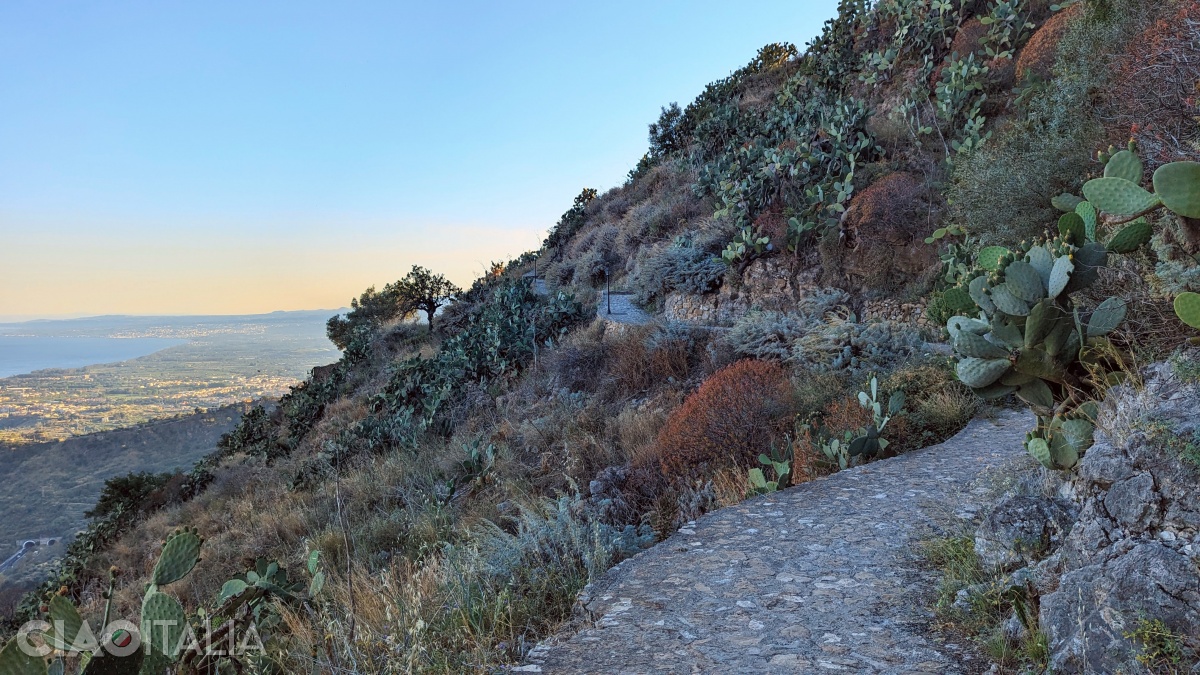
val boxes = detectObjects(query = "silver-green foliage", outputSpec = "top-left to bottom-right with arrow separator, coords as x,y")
945,234 -> 1131,469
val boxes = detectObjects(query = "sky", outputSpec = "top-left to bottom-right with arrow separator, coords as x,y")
0,0 -> 840,320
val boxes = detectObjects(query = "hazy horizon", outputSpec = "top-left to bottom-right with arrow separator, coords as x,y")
1,0 -> 838,320
0,308 -> 346,325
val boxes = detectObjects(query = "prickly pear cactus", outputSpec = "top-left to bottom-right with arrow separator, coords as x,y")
1152,161 -> 1200,219
942,229 -> 1136,469
1105,218 -> 1152,254
0,638 -> 44,675
150,528 -> 201,588
138,591 -> 187,675
1175,292 -> 1200,329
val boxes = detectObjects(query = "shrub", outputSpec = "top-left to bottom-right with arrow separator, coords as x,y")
606,324 -> 698,398
657,360 -> 796,477
1103,2 -> 1200,166
85,471 -> 175,519
947,0 -> 1152,244
629,239 -> 726,307
1014,5 -> 1080,82
723,289 -> 851,360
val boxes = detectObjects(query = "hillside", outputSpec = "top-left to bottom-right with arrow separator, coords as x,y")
2,0 -> 1198,673
0,404 -> 249,615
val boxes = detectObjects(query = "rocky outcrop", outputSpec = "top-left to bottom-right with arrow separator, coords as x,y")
1005,358 -> 1200,673
663,257 -> 820,325
975,496 -> 1077,572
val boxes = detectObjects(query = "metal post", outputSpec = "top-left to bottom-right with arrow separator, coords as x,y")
606,267 -> 611,314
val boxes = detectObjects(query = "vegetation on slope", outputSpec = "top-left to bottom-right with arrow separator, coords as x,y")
3,0 -> 1200,672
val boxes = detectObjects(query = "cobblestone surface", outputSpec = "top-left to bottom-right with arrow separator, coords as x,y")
520,410 -> 1032,674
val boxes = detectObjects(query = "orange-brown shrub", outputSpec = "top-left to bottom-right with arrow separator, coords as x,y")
606,326 -> 693,397
657,360 -> 796,477
818,395 -> 874,440
1105,3 -> 1200,166
1014,5 -> 1080,82
833,172 -> 940,290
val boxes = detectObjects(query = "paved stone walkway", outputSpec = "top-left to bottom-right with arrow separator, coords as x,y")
520,410 -> 1032,674
598,292 -> 654,326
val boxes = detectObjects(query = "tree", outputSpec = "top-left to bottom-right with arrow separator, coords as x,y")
326,284 -> 414,350
648,102 -> 684,158
389,265 -> 461,332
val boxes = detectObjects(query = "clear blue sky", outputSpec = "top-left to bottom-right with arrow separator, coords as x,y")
0,0 -> 839,319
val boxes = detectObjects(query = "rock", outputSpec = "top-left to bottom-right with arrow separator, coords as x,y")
974,496 -> 1077,572
1102,473 -> 1158,530
1041,543 -> 1200,674
1035,357 -> 1200,672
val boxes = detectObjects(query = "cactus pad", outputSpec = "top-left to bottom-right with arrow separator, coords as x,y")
1152,161 -> 1200,218
941,286 -> 976,314
1082,177 -> 1162,216
1026,437 -> 1053,468
1103,149 -> 1144,183
140,591 -> 186,662
978,246 -> 1010,271
1014,348 -> 1067,384
1025,246 -> 1054,286
990,284 -> 1031,316
1025,300 -> 1059,349
45,595 -> 85,652
947,315 -> 989,339
1063,243 -> 1108,296
969,276 -> 996,314
151,529 -> 201,587
0,638 -> 46,675
1051,193 -> 1083,212
1105,218 -> 1151,254
1175,292 -> 1200,329
957,357 -> 1012,389
953,329 -> 1009,359
1003,261 -> 1045,302
1048,255 -> 1073,298
1075,201 -> 1098,241
1016,379 -> 1055,411
1087,297 -> 1127,338
1058,212 -> 1086,245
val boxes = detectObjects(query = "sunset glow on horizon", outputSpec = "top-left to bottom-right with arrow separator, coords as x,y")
0,0 -> 839,319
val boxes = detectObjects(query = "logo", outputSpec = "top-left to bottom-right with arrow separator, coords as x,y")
17,619 -> 265,660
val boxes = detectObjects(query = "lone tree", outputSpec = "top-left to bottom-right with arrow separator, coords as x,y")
325,265 -> 459,349
326,285 -> 414,350
389,265 -> 460,332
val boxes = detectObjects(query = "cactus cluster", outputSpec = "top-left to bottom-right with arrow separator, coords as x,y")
947,231 -> 1133,470
0,528 -> 323,675
1053,142 -> 1200,330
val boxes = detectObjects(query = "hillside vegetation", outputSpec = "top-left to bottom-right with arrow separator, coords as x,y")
3,0 -> 1198,672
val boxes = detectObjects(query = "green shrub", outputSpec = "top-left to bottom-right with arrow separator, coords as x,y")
629,237 -> 726,306
84,471 -> 175,519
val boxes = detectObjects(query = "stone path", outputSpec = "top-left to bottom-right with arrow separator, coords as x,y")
520,409 -> 1033,674
598,292 -> 653,325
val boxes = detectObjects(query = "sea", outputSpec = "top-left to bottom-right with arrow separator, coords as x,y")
0,336 -> 188,378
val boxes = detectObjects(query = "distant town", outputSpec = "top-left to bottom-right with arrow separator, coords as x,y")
0,312 -> 341,445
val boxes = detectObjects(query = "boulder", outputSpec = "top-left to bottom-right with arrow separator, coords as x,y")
975,495 -> 1077,571
1035,357 -> 1200,672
